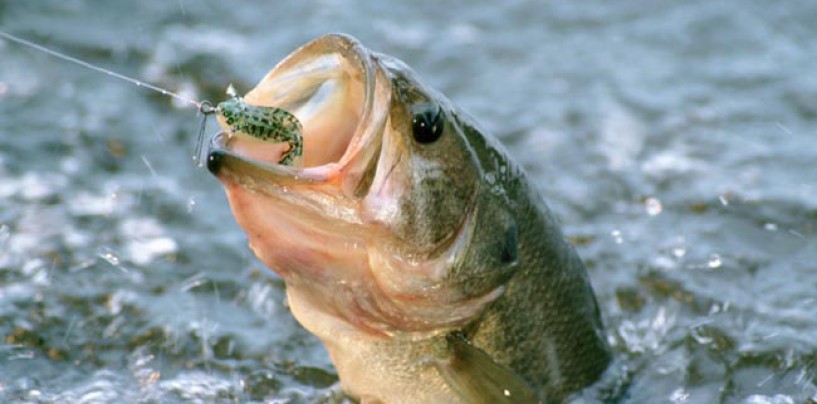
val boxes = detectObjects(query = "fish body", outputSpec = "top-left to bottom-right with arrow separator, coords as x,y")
207,34 -> 610,402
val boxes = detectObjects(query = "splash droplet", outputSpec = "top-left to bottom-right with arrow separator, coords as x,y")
670,388 -> 690,403
187,197 -> 197,213
707,254 -> 722,269
645,197 -> 663,216
100,251 -> 120,266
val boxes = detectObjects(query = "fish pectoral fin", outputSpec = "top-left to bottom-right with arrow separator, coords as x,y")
432,333 -> 542,404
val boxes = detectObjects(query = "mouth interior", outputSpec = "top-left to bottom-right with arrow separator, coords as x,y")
235,38 -> 370,169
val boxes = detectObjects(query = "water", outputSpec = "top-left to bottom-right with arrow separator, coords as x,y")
1,1 -> 816,402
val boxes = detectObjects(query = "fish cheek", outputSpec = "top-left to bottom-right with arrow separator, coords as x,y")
449,207 -> 520,299
409,129 -> 483,252
396,164 -> 473,252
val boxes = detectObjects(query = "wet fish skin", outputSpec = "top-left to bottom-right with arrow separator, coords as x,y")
428,101 -> 611,401
207,34 -> 610,402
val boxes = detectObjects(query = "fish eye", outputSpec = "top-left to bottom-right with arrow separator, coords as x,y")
411,103 -> 444,144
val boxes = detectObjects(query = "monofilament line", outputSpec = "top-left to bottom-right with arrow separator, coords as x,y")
0,29 -> 202,109
0,29 -> 219,165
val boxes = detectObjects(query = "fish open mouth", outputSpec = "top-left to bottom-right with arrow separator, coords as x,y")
206,35 -> 503,334
207,34 -> 390,196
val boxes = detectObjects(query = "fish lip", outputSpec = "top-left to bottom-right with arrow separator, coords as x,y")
206,33 -> 385,193
207,131 -> 335,185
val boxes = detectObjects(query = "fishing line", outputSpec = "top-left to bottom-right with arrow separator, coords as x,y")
0,30 -> 205,108
0,29 -> 217,163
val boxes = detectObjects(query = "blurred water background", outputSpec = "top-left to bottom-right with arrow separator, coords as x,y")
1,1 -> 815,402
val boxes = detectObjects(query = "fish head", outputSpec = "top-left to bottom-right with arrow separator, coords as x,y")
207,34 -> 517,338
362,55 -> 486,262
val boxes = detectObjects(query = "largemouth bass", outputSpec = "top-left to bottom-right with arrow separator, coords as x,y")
206,34 -> 611,403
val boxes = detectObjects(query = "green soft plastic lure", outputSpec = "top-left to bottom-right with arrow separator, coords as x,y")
215,85 -> 303,166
